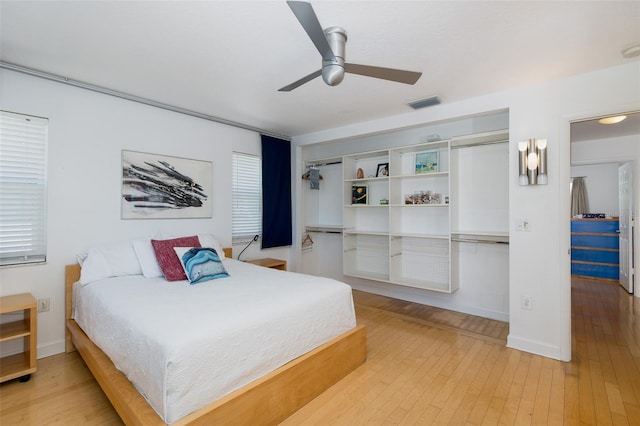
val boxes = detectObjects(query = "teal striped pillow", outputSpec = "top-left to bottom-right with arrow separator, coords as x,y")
174,247 -> 229,284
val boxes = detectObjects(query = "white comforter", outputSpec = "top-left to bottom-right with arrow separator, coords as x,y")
73,259 -> 356,424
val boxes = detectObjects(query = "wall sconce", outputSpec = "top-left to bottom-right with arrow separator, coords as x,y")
518,138 -> 547,185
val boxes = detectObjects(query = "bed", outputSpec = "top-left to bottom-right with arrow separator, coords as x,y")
65,245 -> 366,425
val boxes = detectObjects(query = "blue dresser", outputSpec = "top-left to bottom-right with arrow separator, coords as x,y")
571,218 -> 619,280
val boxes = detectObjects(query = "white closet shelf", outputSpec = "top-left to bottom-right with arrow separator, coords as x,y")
450,231 -> 509,244
305,225 -> 343,233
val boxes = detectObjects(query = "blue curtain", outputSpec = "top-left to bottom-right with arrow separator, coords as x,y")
261,135 -> 292,249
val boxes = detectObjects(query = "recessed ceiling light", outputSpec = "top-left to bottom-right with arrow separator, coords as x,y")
622,43 -> 640,58
598,115 -> 627,125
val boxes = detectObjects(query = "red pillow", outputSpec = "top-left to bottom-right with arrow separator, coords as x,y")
151,236 -> 201,281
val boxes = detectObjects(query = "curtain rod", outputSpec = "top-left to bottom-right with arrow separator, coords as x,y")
0,61 -> 291,141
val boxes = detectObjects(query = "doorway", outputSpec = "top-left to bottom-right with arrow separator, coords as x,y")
570,111 -> 639,294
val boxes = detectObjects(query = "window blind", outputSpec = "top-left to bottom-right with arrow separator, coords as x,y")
231,152 -> 261,244
0,111 -> 48,266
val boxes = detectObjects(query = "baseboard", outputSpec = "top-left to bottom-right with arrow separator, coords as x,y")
37,340 -> 65,359
350,281 -> 510,322
507,334 -> 567,361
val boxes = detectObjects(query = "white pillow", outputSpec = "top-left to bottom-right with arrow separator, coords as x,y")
79,241 -> 142,284
197,234 -> 226,259
132,238 -> 164,278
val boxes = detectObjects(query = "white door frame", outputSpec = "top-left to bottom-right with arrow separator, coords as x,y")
561,104 -> 640,362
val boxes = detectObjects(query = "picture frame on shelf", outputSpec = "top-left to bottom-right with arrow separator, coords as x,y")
376,163 -> 389,177
351,185 -> 368,205
415,150 -> 439,174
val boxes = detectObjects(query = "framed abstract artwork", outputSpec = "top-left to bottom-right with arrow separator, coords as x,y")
351,185 -> 368,205
121,150 -> 212,219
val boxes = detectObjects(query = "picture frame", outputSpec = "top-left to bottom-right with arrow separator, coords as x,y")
351,185 -> 368,205
376,163 -> 389,177
121,150 -> 212,219
415,150 -> 439,174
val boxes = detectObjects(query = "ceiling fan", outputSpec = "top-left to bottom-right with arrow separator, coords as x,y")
278,1 -> 422,92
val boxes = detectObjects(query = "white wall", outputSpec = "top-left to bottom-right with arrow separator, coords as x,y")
0,69 -> 291,358
570,134 -> 640,218
293,62 -> 640,361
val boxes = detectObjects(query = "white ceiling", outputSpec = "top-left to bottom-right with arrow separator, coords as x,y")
571,112 -> 640,143
1,1 -> 639,138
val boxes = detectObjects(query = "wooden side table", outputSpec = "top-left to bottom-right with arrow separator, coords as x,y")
0,293 -> 37,383
246,258 -> 287,271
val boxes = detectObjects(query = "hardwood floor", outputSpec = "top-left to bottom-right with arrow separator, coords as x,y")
1,278 -> 638,425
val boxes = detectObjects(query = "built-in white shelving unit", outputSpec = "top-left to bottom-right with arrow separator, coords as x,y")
342,140 -> 455,292
301,121 -> 510,320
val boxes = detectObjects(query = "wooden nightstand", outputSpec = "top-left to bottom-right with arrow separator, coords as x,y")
0,293 -> 37,383
246,258 -> 287,271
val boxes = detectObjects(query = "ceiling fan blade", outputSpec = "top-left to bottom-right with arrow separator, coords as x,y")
278,69 -> 323,92
345,63 -> 422,85
287,1 -> 335,62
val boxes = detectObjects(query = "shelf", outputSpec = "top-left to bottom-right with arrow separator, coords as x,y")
393,140 -> 449,154
451,230 -> 509,238
344,230 -> 389,236
451,231 -> 509,244
390,171 -> 449,179
345,204 -> 389,208
391,233 -> 449,240
246,258 -> 287,271
0,293 -> 37,313
391,277 -> 451,293
343,270 -> 389,283
450,129 -> 509,148
390,203 -> 448,208
0,353 -> 36,382
0,293 -> 37,384
344,176 -> 389,183
0,320 -> 30,341
305,225 -> 343,233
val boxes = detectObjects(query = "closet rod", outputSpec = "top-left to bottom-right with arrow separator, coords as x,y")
305,160 -> 342,167
451,238 -> 509,245
450,139 -> 509,149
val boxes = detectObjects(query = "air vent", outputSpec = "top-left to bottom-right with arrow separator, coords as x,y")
408,96 -> 441,110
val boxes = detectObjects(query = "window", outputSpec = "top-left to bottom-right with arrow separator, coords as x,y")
0,111 -> 48,266
231,152 -> 261,244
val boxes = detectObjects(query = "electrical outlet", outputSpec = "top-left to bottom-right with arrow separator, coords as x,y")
516,220 -> 530,231
521,295 -> 532,311
38,297 -> 50,313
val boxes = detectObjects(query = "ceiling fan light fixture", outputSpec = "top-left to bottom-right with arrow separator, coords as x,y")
598,115 -> 627,124
322,64 -> 345,86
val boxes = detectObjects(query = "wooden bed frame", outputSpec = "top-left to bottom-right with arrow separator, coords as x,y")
65,252 -> 367,425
